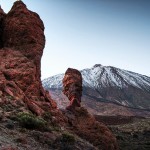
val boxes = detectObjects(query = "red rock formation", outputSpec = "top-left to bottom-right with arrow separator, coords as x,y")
62,68 -> 82,111
63,107 -> 119,150
62,68 -> 118,149
3,1 -> 44,79
0,1 -> 56,115
0,6 -> 5,48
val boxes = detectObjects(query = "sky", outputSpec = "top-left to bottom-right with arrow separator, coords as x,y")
0,0 -> 150,79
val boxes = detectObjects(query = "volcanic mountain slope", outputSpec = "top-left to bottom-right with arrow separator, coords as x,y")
42,64 -> 150,116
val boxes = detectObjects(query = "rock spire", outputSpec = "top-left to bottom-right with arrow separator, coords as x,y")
0,1 -> 56,115
63,68 -> 82,111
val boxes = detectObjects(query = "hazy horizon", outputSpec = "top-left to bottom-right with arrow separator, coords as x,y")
1,0 -> 150,79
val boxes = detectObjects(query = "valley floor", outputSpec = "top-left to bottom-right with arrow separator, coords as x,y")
96,116 -> 150,150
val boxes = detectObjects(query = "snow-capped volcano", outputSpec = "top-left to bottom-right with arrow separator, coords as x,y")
42,64 -> 150,112
43,64 -> 150,91
82,64 -> 150,91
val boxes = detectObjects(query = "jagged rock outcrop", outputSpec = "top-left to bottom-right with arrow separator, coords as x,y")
63,68 -> 82,110
0,1 -> 56,115
63,107 -> 118,150
62,69 -> 118,149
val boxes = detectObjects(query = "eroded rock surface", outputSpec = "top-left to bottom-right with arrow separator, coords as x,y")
0,1 -> 56,115
63,68 -> 82,111
63,107 -> 119,150
62,68 -> 118,149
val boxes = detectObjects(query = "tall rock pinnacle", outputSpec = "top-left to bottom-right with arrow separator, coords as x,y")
0,1 -> 56,115
63,68 -> 82,111
3,1 -> 45,79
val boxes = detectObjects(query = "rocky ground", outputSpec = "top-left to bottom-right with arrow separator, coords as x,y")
0,111 -> 150,150
95,116 -> 150,150
0,108 -> 97,150
111,118 -> 150,150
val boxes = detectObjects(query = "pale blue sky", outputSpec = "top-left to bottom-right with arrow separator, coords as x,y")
1,0 -> 150,79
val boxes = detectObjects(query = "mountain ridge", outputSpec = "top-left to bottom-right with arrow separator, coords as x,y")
43,64 -> 150,89
42,64 -> 150,114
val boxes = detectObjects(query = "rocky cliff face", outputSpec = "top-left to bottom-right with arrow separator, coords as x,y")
0,1 -> 56,116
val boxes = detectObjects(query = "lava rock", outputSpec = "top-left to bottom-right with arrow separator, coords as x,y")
63,68 -> 82,111
0,1 -> 56,115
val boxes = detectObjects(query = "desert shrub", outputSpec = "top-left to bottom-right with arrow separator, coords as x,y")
53,132 -> 75,150
6,95 -> 13,100
78,107 -> 88,117
42,112 -> 52,121
17,112 -> 47,130
2,104 -> 13,111
61,133 -> 75,144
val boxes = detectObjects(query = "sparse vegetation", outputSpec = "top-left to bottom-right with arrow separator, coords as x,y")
52,132 -> 76,150
61,132 -> 75,144
17,112 -> 47,130
42,112 -> 52,121
109,118 -> 150,150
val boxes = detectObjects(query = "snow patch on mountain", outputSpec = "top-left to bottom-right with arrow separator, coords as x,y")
42,74 -> 64,89
42,64 -> 150,92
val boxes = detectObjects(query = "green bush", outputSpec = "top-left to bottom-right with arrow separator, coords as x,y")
42,112 -> 52,121
61,133 -> 75,144
17,112 -> 47,130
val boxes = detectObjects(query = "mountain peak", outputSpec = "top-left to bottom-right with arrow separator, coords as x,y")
43,64 -> 150,110
93,64 -> 102,68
